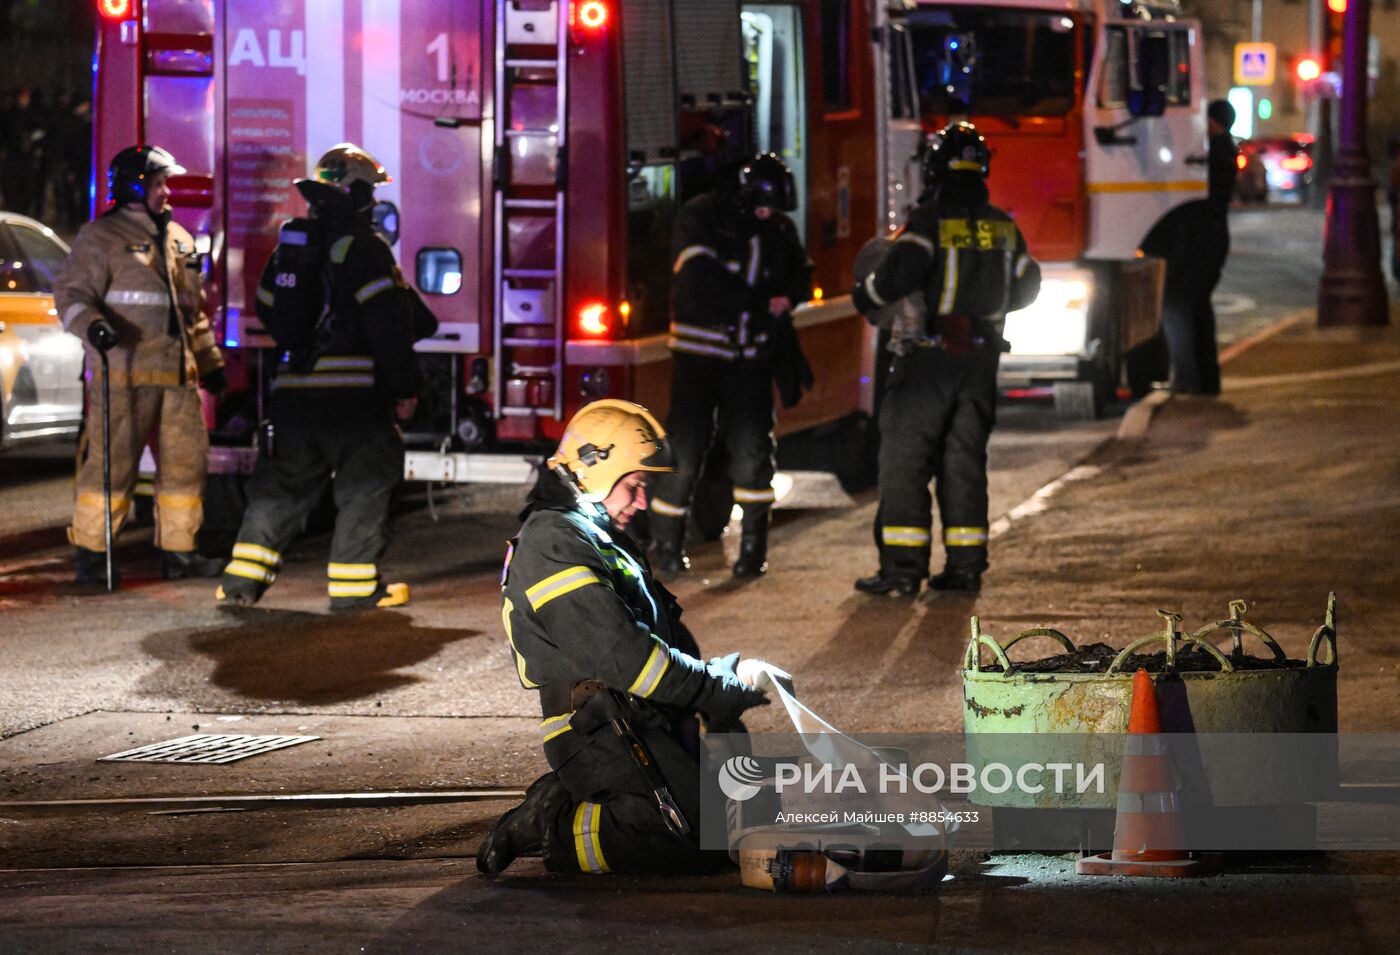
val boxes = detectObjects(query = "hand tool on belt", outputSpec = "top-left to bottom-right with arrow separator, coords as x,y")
571,680 -> 691,837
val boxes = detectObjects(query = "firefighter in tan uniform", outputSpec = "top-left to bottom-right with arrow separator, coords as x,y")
56,145 -> 226,586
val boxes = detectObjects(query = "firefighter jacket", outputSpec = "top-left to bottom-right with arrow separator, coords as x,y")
257,217 -> 437,402
501,479 -> 763,770
853,183 -> 1040,342
56,205 -> 222,388
669,191 -> 812,362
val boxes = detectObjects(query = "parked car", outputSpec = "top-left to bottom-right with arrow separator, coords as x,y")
1253,135 -> 1315,204
0,212 -> 84,451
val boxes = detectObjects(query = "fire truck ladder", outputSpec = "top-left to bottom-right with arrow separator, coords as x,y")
492,0 -> 569,421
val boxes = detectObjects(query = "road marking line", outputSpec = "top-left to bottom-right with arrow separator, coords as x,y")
1217,308 -> 1313,365
989,466 -> 1101,541
1225,357 -> 1400,391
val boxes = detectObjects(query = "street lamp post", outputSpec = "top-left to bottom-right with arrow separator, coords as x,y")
1317,0 -> 1389,326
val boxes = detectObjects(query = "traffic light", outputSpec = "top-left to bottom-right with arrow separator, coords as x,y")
1295,56 -> 1322,84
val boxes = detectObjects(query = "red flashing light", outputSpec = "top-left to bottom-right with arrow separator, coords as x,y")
98,0 -> 134,19
577,2 -> 608,29
1281,155 -> 1312,172
1295,57 -> 1322,83
1326,0 -> 1347,13
577,302 -> 611,337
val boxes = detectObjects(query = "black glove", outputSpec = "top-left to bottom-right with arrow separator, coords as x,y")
694,652 -> 768,729
87,317 -> 119,352
201,367 -> 228,397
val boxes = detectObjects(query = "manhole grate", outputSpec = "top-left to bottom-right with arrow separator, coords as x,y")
100,734 -> 320,764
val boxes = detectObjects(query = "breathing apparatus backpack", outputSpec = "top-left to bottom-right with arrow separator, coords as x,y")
262,217 -> 333,358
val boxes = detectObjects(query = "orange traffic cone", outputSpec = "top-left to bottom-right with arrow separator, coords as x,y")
1076,669 -> 1221,877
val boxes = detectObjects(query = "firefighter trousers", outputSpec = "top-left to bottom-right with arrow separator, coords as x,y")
651,353 -> 777,528
70,382 -> 208,553
219,402 -> 403,608
539,704 -> 724,875
875,346 -> 999,579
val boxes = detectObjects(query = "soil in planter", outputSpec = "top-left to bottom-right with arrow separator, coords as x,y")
979,641 -> 1305,674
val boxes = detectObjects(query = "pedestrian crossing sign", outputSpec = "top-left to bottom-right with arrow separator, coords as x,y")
1234,43 -> 1276,87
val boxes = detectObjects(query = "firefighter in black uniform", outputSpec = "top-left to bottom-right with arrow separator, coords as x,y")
477,399 -> 769,876
215,144 -> 437,611
852,123 -> 1040,597
649,153 -> 812,578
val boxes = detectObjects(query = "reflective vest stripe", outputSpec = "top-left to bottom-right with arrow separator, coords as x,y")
314,357 -> 374,371
862,272 -> 886,307
526,565 -> 603,611
329,235 -> 354,264
668,337 -> 736,361
355,276 -> 396,304
104,289 -> 169,307
573,802 -> 610,874
882,526 -> 931,547
896,231 -> 936,255
540,712 -> 574,744
502,598 -> 540,689
274,374 -> 376,389
669,321 -> 731,344
627,638 -> 671,699
938,247 -> 960,316
672,244 -> 717,273
256,286 -> 275,307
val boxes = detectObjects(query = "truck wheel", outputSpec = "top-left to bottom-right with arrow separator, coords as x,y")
1053,381 -> 1101,421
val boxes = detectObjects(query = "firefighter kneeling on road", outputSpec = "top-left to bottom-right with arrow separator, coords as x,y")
216,144 -> 437,611
477,399 -> 770,876
650,153 -> 813,578
56,145 -> 227,586
852,123 -> 1040,597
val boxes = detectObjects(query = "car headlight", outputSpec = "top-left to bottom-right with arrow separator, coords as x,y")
1003,275 -> 1093,357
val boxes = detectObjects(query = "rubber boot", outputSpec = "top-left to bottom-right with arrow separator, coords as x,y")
160,550 -> 225,581
732,506 -> 769,578
330,582 -> 411,613
650,512 -> 689,575
854,571 -> 921,597
476,772 -> 568,876
74,547 -> 119,588
928,567 -> 982,593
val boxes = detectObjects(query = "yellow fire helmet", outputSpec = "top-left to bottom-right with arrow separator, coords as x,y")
547,399 -> 675,502
295,143 -> 392,209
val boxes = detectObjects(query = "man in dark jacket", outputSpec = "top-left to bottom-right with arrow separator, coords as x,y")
216,143 -> 436,611
650,153 -> 812,578
1151,99 -> 1237,395
851,122 -> 1040,597
477,399 -> 769,876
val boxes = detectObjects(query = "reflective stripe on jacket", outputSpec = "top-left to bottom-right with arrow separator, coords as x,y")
55,205 -> 221,388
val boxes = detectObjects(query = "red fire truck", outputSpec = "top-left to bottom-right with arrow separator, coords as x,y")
93,0 -> 1205,492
